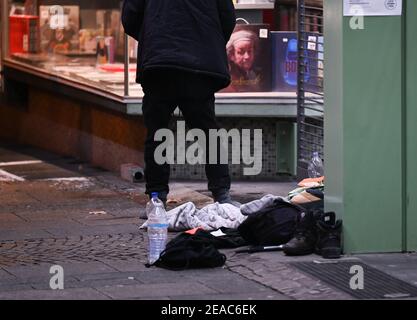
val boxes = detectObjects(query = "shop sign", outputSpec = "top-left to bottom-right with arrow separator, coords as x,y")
344,0 -> 403,16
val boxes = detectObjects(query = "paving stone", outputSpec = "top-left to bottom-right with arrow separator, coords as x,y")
120,270 -> 200,284
1,264 -> 56,280
0,213 -> 25,223
4,274 -> 79,288
59,262 -> 119,276
76,217 -> 140,227
130,296 -> 172,301
6,200 -> 137,217
75,271 -> 142,282
12,211 -> 89,222
5,168 -> 83,182
0,284 -> 33,292
0,288 -> 110,300
0,229 -> 52,241
121,268 -> 235,284
98,259 -> 150,273
76,269 -> 232,287
271,280 -> 302,291
0,268 -> 16,281
1,233 -> 145,267
197,275 -> 274,294
4,262 -> 118,280
174,292 -> 290,300
172,268 -> 231,278
44,224 -> 140,237
30,277 -> 139,290
95,282 -> 217,299
226,255 -> 355,300
0,220 -> 85,232
0,191 -> 40,207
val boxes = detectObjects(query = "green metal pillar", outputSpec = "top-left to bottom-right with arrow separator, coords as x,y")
324,0 -> 408,253
406,0 -> 417,251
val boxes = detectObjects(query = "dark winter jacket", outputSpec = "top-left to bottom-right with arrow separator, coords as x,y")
122,0 -> 236,90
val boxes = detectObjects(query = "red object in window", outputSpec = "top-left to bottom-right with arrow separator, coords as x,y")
9,15 -> 40,54
263,9 -> 274,29
98,64 -> 137,73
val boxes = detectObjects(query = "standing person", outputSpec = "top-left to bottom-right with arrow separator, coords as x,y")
122,0 -> 240,206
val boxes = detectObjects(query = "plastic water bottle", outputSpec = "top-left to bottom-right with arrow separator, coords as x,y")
147,197 -> 168,265
308,152 -> 324,178
142,192 -> 163,219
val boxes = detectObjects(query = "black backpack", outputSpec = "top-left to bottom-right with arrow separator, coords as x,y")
148,230 -> 227,271
238,199 -> 303,246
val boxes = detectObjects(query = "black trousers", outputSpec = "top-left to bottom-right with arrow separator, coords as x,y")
141,69 -> 231,197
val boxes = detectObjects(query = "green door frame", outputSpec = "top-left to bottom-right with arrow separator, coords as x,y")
324,0 -> 411,253
406,0 -> 417,251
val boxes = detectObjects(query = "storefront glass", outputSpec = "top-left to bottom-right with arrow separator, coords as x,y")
1,0 -> 321,103
2,0 -> 138,99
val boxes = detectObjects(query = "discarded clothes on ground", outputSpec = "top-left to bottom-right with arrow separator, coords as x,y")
143,178 -> 334,270
140,202 -> 245,231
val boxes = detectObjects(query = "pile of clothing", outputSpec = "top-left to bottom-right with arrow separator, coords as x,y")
145,177 -> 343,270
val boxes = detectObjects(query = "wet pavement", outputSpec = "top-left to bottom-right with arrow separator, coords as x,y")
0,143 -> 416,300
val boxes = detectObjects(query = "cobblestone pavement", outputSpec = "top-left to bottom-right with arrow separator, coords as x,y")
0,233 -> 145,267
1,144 -> 416,300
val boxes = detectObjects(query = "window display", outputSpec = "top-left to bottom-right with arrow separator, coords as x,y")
2,0 -> 141,99
1,0 -> 322,105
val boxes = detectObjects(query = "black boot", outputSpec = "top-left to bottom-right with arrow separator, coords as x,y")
283,211 -> 317,256
212,189 -> 241,208
315,212 -> 343,259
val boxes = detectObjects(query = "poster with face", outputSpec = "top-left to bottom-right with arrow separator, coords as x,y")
221,24 -> 272,93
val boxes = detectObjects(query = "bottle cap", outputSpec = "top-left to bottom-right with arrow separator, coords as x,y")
151,192 -> 159,198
